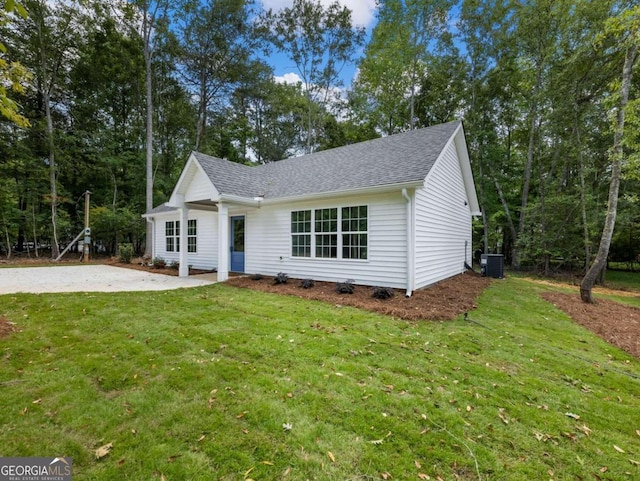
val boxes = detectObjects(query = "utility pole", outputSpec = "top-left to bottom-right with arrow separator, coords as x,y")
83,190 -> 91,263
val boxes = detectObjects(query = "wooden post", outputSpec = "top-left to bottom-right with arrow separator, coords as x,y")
83,190 -> 91,263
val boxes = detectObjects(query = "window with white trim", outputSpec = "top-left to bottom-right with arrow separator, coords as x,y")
291,210 -> 311,257
291,205 -> 368,260
187,219 -> 197,253
315,208 -> 337,258
166,220 -> 180,252
342,206 -> 368,260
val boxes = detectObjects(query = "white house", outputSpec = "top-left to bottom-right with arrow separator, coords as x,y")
142,120 -> 480,296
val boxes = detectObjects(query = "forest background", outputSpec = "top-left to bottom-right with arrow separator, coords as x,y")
0,0 -> 639,278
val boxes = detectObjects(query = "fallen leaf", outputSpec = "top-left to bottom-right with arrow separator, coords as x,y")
327,451 -> 335,463
636,430 -> 640,437
629,459 -> 640,466
565,412 -> 580,420
369,439 -> 384,445
498,408 -> 509,424
283,466 -> 291,476
261,461 -> 274,466
160,474 -> 166,481
576,424 -> 592,437
236,411 -> 248,419
197,435 -> 206,442
614,445 -> 625,453
418,474 -> 430,480
117,458 -> 125,466
32,398 -> 41,404
381,472 -> 392,479
95,442 -> 113,460
414,460 -> 422,469
243,467 -> 254,477
600,466 -> 608,473
167,455 -> 182,462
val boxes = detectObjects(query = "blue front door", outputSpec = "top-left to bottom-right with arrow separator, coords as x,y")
230,216 -> 245,272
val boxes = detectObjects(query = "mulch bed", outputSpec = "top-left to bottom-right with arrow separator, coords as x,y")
225,271 -> 492,321
542,292 -> 640,360
105,257 -> 214,277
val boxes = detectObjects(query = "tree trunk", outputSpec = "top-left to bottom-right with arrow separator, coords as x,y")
575,116 -> 590,272
39,37 -> 60,259
580,45 -> 638,303
515,69 -> 541,270
3,221 -> 11,260
143,10 -> 154,258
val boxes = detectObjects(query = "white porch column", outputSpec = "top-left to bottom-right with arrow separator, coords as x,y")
179,205 -> 189,277
217,202 -> 229,282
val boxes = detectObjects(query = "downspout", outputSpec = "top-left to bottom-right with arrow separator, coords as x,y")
149,217 -> 156,260
402,188 -> 414,297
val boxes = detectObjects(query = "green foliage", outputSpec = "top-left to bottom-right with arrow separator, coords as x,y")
261,0 -> 365,152
152,256 -> 166,269
118,243 -> 133,264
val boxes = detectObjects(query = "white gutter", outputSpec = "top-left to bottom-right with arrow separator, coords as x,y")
149,217 -> 156,260
257,181 -> 424,206
402,188 -> 414,297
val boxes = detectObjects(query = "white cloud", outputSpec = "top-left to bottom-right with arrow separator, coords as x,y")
274,72 -> 303,85
260,0 -> 377,28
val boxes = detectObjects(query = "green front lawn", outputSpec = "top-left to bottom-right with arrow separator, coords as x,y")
1,278 -> 639,480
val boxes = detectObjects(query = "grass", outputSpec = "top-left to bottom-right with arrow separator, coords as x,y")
1,277 -> 639,480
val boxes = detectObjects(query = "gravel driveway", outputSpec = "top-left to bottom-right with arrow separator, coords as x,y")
0,265 -> 216,294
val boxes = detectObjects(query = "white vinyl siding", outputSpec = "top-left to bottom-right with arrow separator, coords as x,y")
245,193 -> 406,288
414,140 -> 473,289
184,165 -> 217,202
152,211 -> 218,270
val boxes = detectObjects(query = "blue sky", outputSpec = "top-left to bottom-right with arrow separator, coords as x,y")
260,0 -> 379,88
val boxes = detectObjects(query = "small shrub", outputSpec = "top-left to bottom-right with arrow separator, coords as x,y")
300,278 -> 315,289
250,273 -> 264,281
372,286 -> 394,300
118,243 -> 133,264
168,261 -> 179,270
336,279 -> 355,294
152,257 -> 166,269
274,272 -> 289,285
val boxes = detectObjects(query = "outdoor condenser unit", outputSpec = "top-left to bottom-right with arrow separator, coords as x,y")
480,254 -> 504,279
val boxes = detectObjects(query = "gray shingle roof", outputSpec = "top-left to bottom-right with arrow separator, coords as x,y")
144,202 -> 177,215
192,120 -> 461,200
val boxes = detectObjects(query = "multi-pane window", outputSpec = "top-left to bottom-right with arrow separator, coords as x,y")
291,210 -> 311,257
342,206 -> 368,260
166,219 -> 197,253
165,221 -> 180,252
291,206 -> 367,260
315,208 -> 337,258
187,219 -> 197,253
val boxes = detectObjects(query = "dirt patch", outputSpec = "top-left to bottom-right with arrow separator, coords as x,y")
225,272 -> 492,321
0,316 -> 16,339
542,292 -> 640,359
